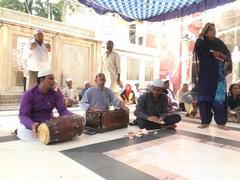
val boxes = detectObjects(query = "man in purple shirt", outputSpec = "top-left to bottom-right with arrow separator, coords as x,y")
17,69 -> 73,141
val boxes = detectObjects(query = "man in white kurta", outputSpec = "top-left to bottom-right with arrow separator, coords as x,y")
62,78 -> 79,107
27,29 -> 51,89
99,40 -> 120,92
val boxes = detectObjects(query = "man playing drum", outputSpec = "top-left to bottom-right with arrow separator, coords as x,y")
17,69 -> 83,142
134,79 -> 181,130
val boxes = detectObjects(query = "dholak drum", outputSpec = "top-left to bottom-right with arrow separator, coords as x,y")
86,109 -> 129,132
37,114 -> 84,145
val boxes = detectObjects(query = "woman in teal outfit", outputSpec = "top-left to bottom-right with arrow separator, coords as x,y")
193,23 -> 232,129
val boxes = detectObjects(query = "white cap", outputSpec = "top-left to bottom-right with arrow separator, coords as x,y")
66,78 -> 73,82
84,81 -> 89,85
162,78 -> 170,83
182,81 -> 189,85
34,29 -> 43,35
38,69 -> 53,77
152,79 -> 164,88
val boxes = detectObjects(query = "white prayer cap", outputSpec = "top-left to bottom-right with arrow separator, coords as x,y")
152,79 -> 164,88
182,81 -> 189,85
162,78 -> 170,83
66,78 -> 73,82
34,29 -> 43,35
84,81 -> 89,85
38,69 -> 53,77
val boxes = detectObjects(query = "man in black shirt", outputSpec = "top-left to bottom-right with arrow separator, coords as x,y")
134,79 -> 181,130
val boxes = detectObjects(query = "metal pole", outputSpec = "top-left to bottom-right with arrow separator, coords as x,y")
47,0 -> 51,19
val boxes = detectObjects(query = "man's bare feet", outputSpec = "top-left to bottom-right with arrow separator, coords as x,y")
217,125 -> 230,130
185,113 -> 190,117
190,114 -> 195,118
194,114 -> 201,119
198,124 -> 209,128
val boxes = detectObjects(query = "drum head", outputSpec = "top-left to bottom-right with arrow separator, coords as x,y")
37,123 -> 50,144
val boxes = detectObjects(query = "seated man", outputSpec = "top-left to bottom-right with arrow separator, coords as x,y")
79,81 -> 91,100
134,79 -> 181,130
163,79 -> 179,111
80,73 -> 127,113
133,82 -> 141,100
177,82 -> 189,112
52,79 -> 66,106
17,69 -> 74,141
228,83 -> 240,123
182,90 -> 198,118
62,78 -> 79,107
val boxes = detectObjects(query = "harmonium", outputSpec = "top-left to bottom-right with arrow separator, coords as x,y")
85,109 -> 129,133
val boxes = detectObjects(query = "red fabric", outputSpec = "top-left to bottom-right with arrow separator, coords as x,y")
125,84 -> 132,98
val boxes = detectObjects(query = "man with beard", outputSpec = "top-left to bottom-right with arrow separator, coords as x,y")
134,79 -> 181,130
17,69 -> 73,141
27,29 -> 51,89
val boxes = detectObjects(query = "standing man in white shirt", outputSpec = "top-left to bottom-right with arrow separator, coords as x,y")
27,29 -> 51,89
99,40 -> 121,93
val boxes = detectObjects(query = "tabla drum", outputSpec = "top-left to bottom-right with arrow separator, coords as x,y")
86,109 -> 129,132
37,114 -> 84,145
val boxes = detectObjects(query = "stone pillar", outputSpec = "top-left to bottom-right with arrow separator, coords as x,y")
0,23 -> 3,92
0,24 -> 12,92
92,41 -> 103,81
52,34 -> 62,85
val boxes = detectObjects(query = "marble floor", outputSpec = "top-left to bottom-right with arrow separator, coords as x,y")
0,107 -> 240,180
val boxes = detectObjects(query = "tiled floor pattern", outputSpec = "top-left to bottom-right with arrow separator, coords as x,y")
0,107 -> 240,180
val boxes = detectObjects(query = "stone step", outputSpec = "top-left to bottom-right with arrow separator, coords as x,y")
0,94 -> 22,104
0,103 -> 19,111
4,86 -> 24,95
4,91 -> 23,95
8,86 -> 24,91
0,86 -> 22,108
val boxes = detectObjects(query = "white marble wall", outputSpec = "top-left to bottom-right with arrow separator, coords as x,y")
118,50 -> 160,87
0,21 -> 101,92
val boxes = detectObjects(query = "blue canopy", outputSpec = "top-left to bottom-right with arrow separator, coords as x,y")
78,0 -> 235,21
